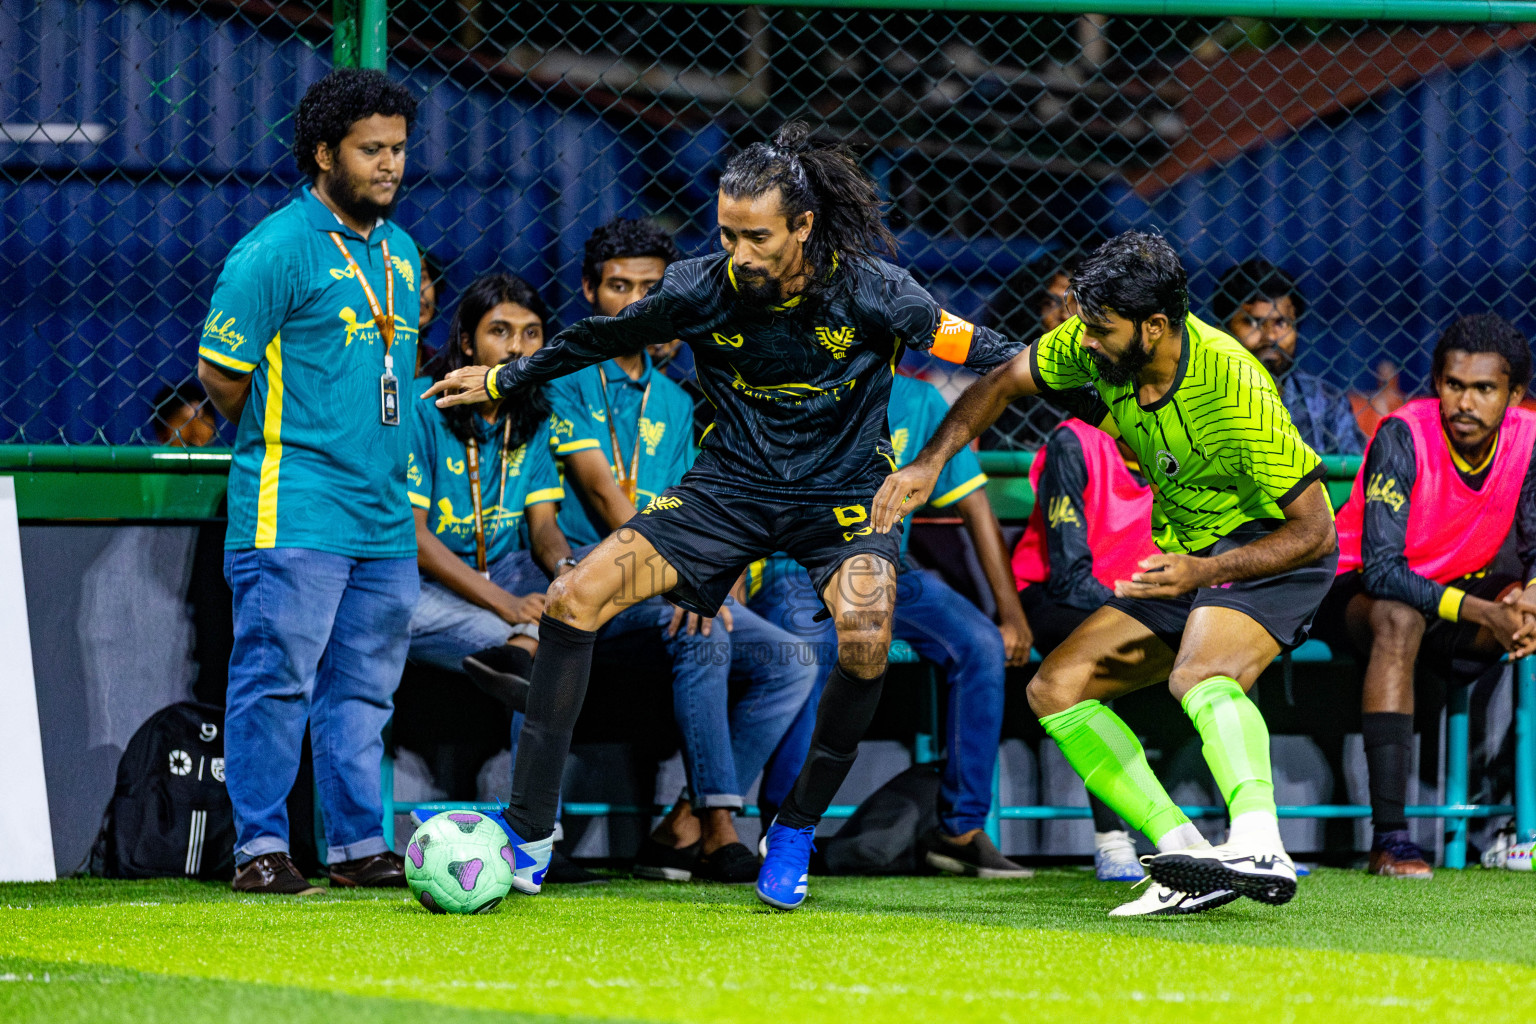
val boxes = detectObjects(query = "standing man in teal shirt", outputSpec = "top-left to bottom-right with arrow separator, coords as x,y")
197,69 -> 422,895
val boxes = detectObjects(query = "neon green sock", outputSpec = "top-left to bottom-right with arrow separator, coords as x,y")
1182,676 -> 1276,819
1040,699 -> 1189,846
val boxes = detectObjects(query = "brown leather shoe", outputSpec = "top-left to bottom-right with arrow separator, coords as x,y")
232,852 -> 324,895
329,850 -> 408,888
1368,832 -> 1434,879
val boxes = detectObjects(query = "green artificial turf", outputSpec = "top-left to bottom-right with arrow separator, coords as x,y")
3,870 -> 1534,1023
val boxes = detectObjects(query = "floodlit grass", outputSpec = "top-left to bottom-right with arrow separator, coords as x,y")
3,869 -> 1534,1023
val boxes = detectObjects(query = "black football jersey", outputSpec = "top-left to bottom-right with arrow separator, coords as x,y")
494,251 -> 1022,501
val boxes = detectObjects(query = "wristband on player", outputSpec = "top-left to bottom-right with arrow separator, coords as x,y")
556,556 -> 579,571
484,364 -> 504,400
1437,586 -> 1467,623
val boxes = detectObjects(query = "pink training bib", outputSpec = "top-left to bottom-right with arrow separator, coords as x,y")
1013,418 -> 1159,591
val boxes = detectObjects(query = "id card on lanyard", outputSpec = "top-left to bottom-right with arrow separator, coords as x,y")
328,232 -> 400,426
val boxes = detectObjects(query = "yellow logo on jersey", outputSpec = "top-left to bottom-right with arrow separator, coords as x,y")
445,457 -> 465,476
890,428 -> 910,465
503,444 -> 526,476
1365,472 -> 1407,512
407,453 -> 423,488
389,255 -> 415,290
329,264 -> 359,282
590,407 -> 607,423
712,332 -> 745,348
640,417 -> 666,456
202,310 -> 248,350
642,495 -> 683,514
1046,495 -> 1082,528
833,504 -> 873,540
815,326 -> 855,359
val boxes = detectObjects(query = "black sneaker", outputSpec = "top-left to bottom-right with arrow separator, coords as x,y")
693,842 -> 758,884
918,828 -> 1034,879
462,646 -> 532,715
545,848 -> 606,885
632,836 -> 700,881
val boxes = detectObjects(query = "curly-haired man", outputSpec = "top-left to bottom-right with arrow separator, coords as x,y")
197,68 -> 423,894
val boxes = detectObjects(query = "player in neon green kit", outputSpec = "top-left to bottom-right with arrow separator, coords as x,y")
874,231 -> 1338,916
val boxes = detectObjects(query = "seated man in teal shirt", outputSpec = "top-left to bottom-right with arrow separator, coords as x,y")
548,217 -> 817,883
407,272 -> 573,684
749,372 -> 1034,877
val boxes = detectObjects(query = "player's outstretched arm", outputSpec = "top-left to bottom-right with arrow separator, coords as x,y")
870,348 -> 1039,533
426,286 -> 676,408
1116,482 -> 1336,600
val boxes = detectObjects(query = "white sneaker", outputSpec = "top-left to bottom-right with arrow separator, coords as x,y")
1094,830 -> 1145,882
1148,841 -> 1297,905
1108,877 -> 1238,917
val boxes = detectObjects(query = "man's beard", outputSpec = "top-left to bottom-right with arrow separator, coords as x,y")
734,268 -> 785,310
1255,345 -> 1294,377
1090,338 -> 1153,387
328,170 -> 398,224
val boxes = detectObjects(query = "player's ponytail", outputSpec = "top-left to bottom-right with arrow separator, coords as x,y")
720,121 -> 897,304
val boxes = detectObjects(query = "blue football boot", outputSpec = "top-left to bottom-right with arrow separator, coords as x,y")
756,819 -> 816,911
493,808 -> 554,895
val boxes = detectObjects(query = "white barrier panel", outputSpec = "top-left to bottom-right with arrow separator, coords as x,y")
0,476 -> 55,881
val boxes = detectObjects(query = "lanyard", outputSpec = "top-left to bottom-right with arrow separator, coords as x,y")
327,232 -> 395,368
597,365 -> 651,506
464,419 -> 513,577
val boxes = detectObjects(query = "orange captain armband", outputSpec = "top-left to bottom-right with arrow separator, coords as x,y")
930,309 -> 975,364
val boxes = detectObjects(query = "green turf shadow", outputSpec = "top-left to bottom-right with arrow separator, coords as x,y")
0,957 -> 655,1024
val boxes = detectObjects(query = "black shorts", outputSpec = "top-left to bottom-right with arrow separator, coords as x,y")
1103,519 -> 1339,652
622,481 -> 902,617
1314,568 -> 1519,678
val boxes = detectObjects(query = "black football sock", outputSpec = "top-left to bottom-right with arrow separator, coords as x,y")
1362,711 -> 1413,836
776,662 -> 886,830
1089,793 -> 1125,834
505,615 -> 596,842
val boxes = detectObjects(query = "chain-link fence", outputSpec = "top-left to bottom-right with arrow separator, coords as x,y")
6,0 -> 1536,449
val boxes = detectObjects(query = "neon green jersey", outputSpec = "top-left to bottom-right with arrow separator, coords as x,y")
1029,314 -> 1326,554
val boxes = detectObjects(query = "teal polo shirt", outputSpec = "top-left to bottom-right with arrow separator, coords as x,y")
546,354 -> 697,547
747,373 -> 987,597
407,391 -> 564,567
199,187 -> 421,557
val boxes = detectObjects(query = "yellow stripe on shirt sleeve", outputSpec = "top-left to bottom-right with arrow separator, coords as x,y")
198,346 -> 258,374
1437,586 -> 1467,623
555,438 -> 602,455
525,487 -> 565,505
408,492 -> 430,509
930,472 -> 988,508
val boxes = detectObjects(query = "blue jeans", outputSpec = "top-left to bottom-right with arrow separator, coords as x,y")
752,565 -> 1005,835
408,549 -> 544,671
509,594 -> 815,810
224,548 -> 418,865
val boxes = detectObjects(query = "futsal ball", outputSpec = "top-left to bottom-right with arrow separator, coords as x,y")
404,811 -> 514,914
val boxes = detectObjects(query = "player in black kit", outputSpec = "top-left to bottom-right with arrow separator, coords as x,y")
427,123 -> 1021,910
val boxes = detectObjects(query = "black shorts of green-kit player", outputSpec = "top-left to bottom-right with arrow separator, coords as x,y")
1104,519 -> 1339,653
624,482 -> 902,616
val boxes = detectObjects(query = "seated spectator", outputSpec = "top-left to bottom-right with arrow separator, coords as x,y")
150,380 -> 216,447
416,248 -> 444,373
980,262 -> 1074,449
1312,314 -> 1536,878
406,271 -> 570,691
552,217 -> 816,883
750,371 -> 1033,879
1013,418 -> 1159,880
1213,259 -> 1364,454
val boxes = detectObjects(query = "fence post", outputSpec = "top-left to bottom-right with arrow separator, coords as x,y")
332,0 -> 358,67
360,0 -> 389,71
